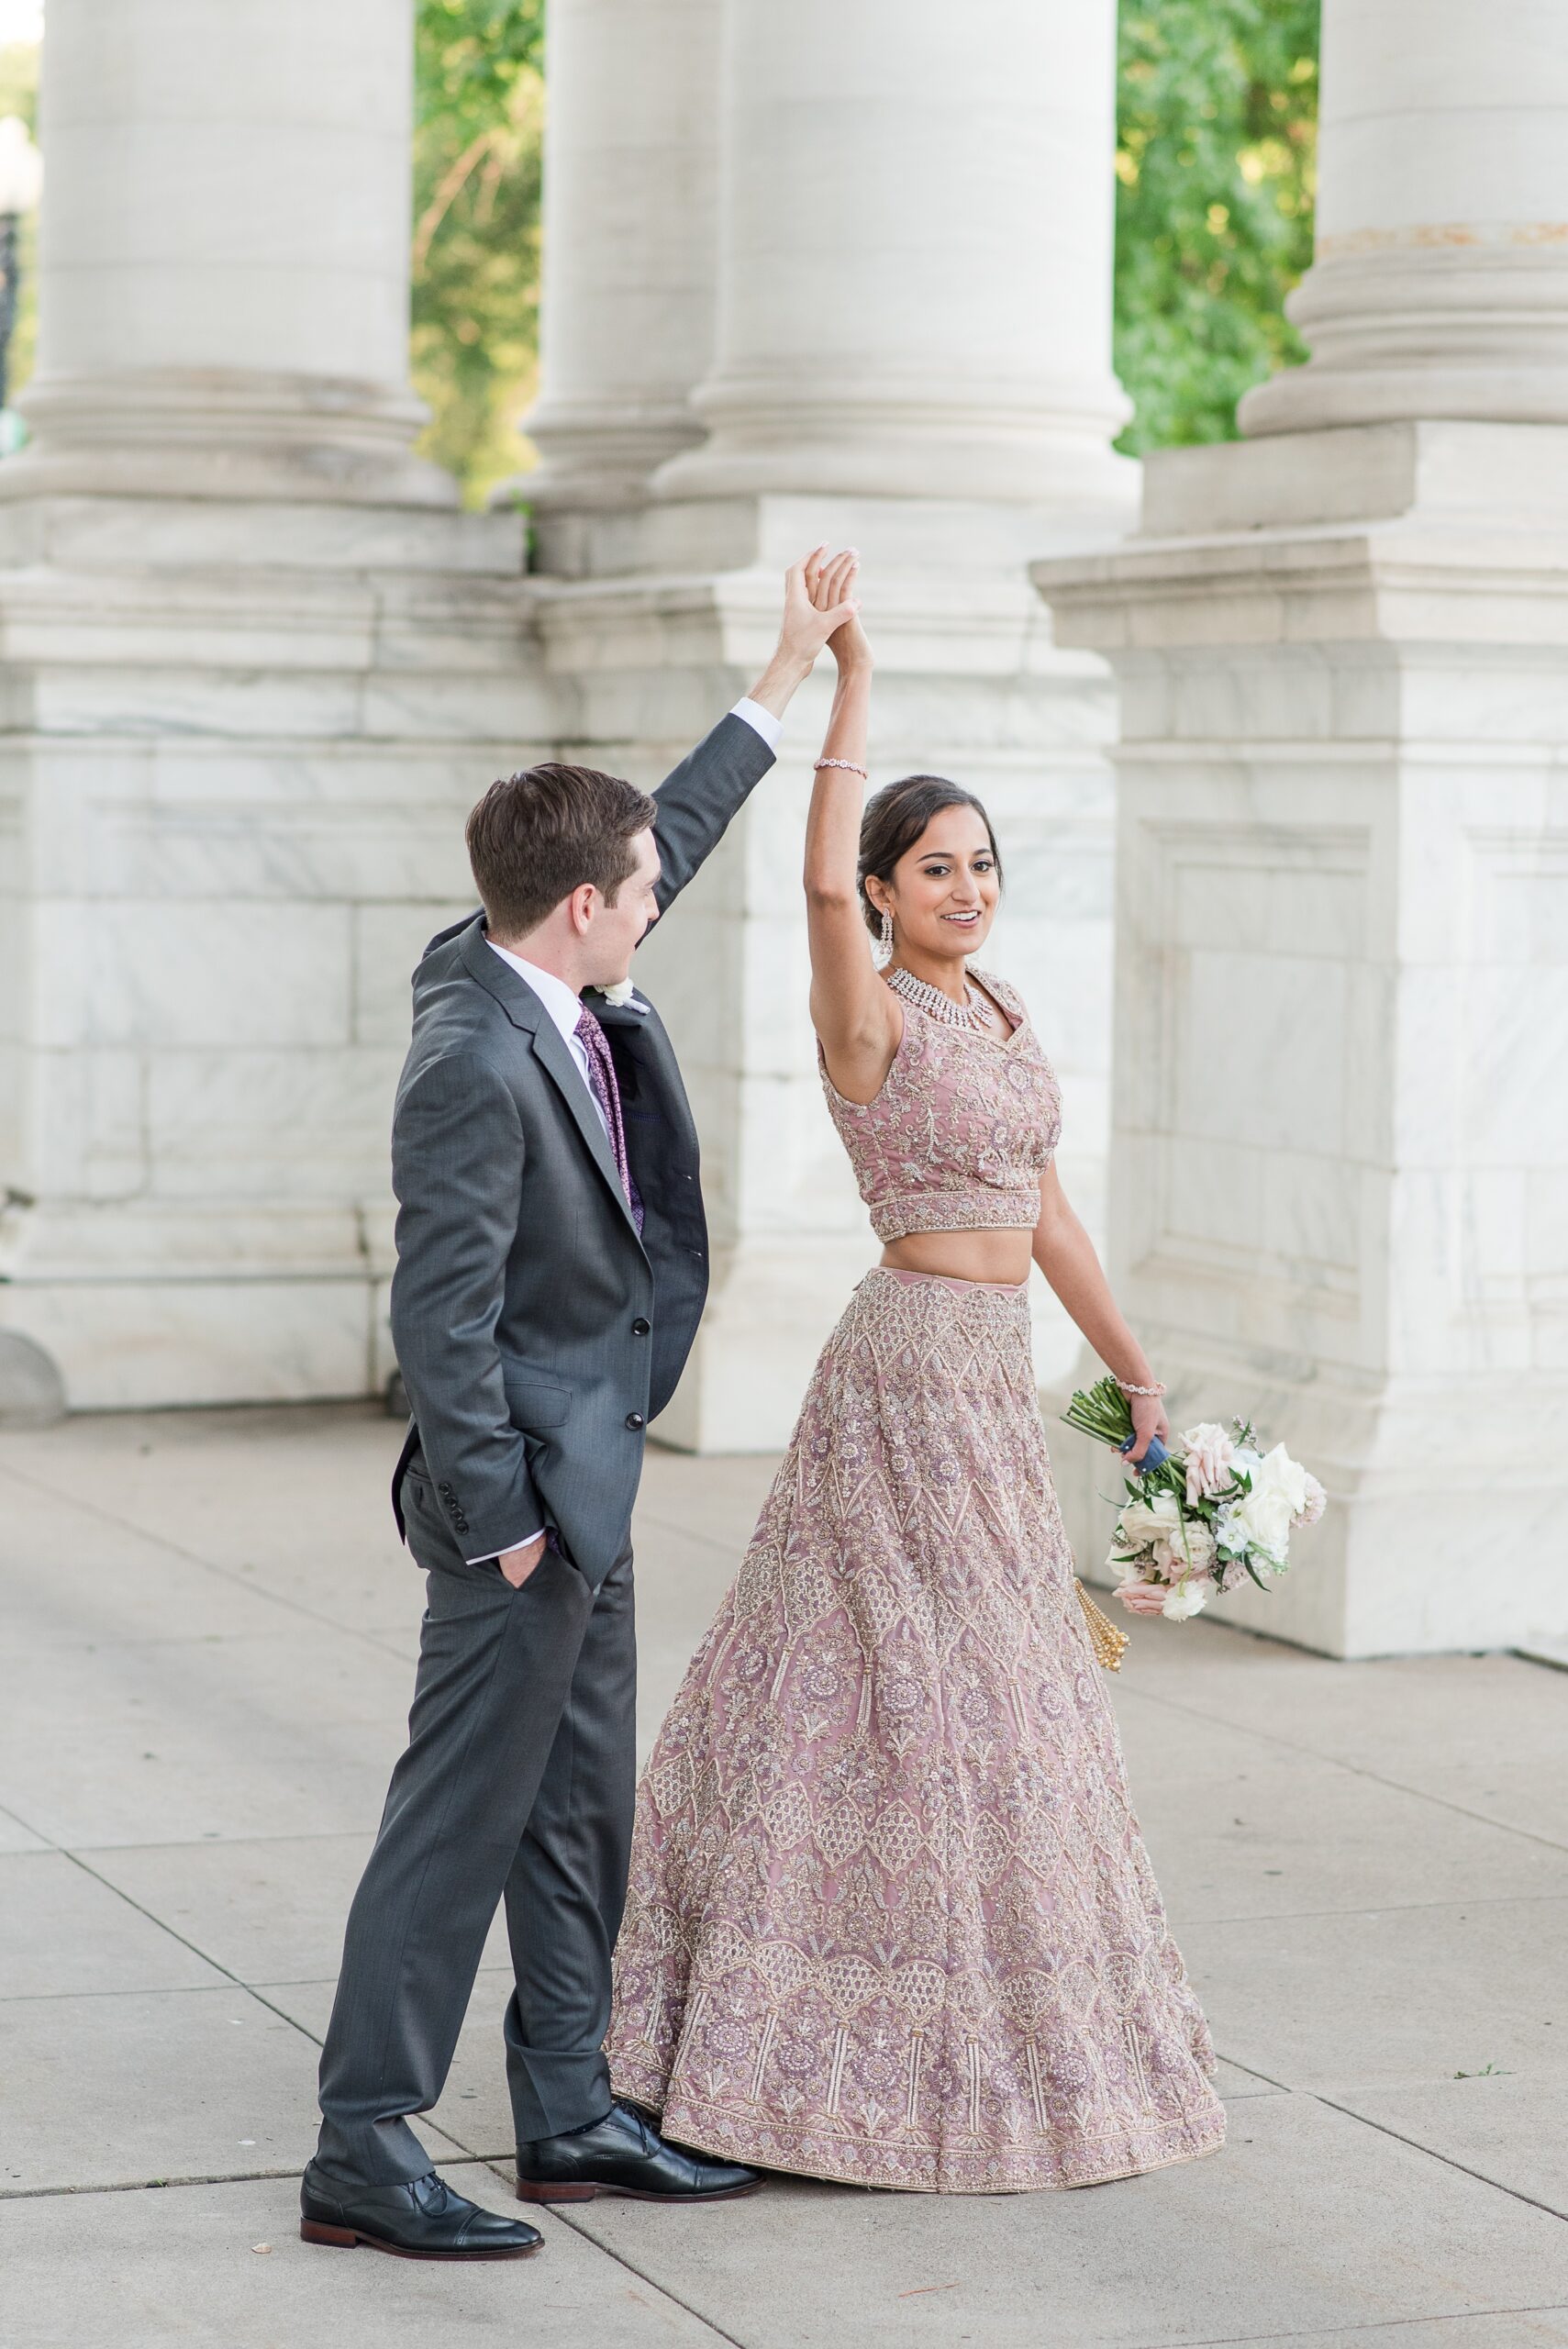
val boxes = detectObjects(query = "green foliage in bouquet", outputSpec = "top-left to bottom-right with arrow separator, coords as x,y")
1062,1378 -> 1275,1593
1059,1373 -> 1140,1454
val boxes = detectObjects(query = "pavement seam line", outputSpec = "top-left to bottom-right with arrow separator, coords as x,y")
1213,2051 -> 1293,2090
476,2160 -> 753,2349
31,1846 -> 481,2166
1177,1890 -> 1568,1929
0,1453 -> 422,1667
1312,2092 -> 1568,2229
1118,1677 -> 1568,1856
54,1845 -> 320,2026
0,1798 -> 59,1851
1131,2302 -> 1568,2348
0,2154 -> 503,2204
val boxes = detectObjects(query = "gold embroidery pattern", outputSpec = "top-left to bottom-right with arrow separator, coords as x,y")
606,1271 -> 1226,2194
817,969 -> 1062,1244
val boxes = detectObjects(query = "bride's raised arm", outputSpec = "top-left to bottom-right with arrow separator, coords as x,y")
802,553 -> 901,1104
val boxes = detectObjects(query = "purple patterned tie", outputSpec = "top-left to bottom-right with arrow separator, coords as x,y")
574,1003 -> 645,1238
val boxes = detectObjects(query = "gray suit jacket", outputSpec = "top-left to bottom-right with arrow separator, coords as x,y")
388,713 -> 774,1588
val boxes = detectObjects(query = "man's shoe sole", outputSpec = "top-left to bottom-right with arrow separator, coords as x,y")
515,2176 -> 761,2206
300,2217 -> 542,2258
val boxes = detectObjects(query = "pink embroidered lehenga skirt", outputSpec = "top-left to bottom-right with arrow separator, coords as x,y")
606,1267 -> 1226,2192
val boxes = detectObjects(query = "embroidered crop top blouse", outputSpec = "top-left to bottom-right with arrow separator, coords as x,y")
817,970 -> 1062,1242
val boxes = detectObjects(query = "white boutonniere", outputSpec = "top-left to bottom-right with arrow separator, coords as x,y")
596,978 -> 637,1008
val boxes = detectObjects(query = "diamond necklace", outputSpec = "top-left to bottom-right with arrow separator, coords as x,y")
884,962 -> 995,1033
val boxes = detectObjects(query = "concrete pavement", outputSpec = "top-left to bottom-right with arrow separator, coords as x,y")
2,1402 -> 1565,2348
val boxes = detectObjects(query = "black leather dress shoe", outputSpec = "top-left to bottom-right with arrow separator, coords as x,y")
300,2160 -> 543,2258
516,2101 -> 761,2205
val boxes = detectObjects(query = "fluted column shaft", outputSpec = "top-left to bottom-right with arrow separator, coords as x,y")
658,0 -> 1130,510
1242,0 -> 1568,433
525,0 -> 722,509
12,0 -> 446,504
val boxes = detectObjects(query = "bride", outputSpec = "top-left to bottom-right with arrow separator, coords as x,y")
604,553 -> 1225,2192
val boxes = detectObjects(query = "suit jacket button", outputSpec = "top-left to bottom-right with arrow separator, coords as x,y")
625,1412 -> 645,1431
632,1318 -> 651,1336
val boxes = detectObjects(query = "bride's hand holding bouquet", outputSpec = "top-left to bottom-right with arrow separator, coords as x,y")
1063,1375 -> 1325,1624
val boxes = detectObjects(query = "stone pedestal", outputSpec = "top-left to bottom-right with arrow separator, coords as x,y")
1035,421 -> 1568,1658
0,0 -> 541,1412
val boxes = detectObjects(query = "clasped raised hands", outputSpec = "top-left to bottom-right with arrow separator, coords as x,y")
774,545 -> 865,674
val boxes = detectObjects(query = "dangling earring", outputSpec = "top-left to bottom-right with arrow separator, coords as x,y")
877,908 -> 895,965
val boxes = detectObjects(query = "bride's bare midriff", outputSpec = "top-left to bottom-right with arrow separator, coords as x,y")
881,1229 -> 1035,1286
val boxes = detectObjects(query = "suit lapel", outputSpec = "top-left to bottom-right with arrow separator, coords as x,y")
458,922 -> 644,1245
591,993 -> 699,1159
528,1014 -> 645,1241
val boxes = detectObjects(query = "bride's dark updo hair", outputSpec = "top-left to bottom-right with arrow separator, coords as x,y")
856,774 -> 1004,937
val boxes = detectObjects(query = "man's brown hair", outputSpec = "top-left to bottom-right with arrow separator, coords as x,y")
465,763 -> 659,941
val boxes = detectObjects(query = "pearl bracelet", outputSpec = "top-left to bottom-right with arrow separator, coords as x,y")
1115,1376 -> 1166,1397
814,758 -> 868,779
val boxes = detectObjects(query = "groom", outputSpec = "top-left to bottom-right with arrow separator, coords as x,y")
302,554 -> 857,2261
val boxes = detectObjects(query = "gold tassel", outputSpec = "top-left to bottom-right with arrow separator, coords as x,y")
1074,1578 -> 1130,1672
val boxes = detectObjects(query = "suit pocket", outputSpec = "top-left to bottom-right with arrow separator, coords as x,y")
501,1374 -> 571,1430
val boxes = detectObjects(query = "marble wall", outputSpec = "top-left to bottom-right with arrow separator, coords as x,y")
0,498 -> 539,1408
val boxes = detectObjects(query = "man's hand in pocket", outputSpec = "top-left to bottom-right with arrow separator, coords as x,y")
498,1533 -> 548,1588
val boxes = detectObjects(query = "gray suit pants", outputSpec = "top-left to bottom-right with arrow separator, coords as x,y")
315,1466 -> 635,2186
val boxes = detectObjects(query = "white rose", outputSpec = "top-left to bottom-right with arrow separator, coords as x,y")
1162,1578 -> 1213,1620
598,978 -> 636,1008
1225,1443 -> 1307,1563
1156,1518 -> 1216,1577
1114,1488 -> 1183,1556
1180,1421 -> 1236,1503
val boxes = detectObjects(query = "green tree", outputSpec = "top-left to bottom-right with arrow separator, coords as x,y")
1115,0 -> 1318,452
0,38 -> 40,407
411,0 -> 546,503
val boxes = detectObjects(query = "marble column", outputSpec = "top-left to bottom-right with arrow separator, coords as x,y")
522,0 -> 722,515
1032,0 -> 1568,1658
8,0 -> 446,505
531,0 -> 1134,1449
657,0 -> 1129,512
0,0 -> 541,1417
1242,0 -> 1568,433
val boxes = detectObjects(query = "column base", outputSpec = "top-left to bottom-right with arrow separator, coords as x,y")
6,370 -> 459,509
1240,248 -> 1568,439
651,373 -> 1136,515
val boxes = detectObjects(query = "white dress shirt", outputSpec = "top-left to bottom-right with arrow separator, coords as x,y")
485,944 -> 608,1137
466,696 -> 780,1564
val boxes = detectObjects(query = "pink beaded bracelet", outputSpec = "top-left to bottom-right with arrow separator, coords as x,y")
814,758 -> 868,779
1115,1377 -> 1166,1397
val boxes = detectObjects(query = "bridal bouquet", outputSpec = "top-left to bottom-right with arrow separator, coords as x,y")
1062,1376 -> 1325,1622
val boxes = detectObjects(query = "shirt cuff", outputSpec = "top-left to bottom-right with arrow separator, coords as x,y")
466,1530 -> 543,1564
729,696 -> 782,751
